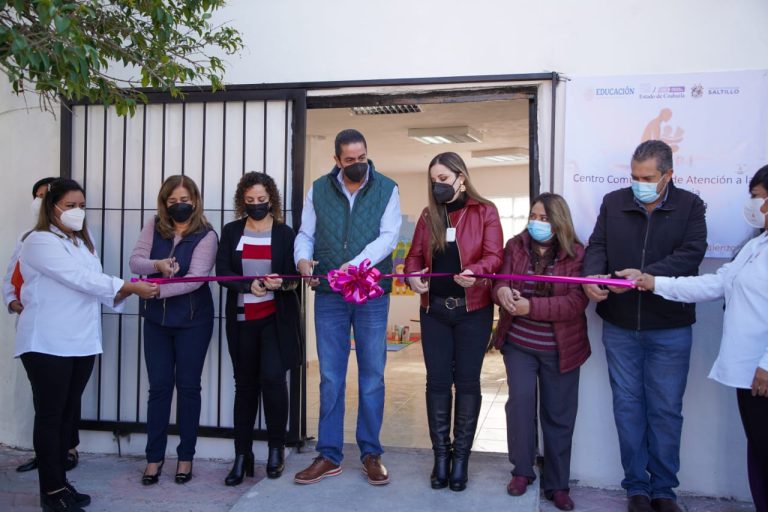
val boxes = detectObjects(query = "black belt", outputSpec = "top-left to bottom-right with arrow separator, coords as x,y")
430,295 -> 466,310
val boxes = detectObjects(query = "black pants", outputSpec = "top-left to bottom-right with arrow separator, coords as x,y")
230,316 -> 288,453
21,352 -> 94,493
502,343 -> 580,491
737,388 -> 768,512
420,303 -> 493,395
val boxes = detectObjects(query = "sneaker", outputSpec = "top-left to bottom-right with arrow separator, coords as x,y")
294,456 -> 342,485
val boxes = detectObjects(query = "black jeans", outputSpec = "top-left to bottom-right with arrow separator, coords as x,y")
231,316 -> 288,453
737,388 -> 768,512
420,302 -> 493,395
21,352 -> 94,493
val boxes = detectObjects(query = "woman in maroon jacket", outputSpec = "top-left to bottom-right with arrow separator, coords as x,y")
492,193 -> 589,511
404,152 -> 503,492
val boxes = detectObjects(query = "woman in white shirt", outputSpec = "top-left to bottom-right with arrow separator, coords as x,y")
625,166 -> 768,512
16,179 -> 158,512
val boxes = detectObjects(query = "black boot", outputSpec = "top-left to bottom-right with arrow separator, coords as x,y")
266,446 -> 285,479
225,453 -> 254,486
449,393 -> 482,492
426,391 -> 452,489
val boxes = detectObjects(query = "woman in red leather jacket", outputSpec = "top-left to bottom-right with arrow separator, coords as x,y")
491,193 -> 590,511
404,152 -> 503,492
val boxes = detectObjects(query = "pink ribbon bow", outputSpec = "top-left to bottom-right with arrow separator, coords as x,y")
328,259 -> 385,305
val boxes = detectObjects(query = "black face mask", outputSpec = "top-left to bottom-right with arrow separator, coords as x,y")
245,203 -> 270,221
432,176 -> 458,204
342,162 -> 368,183
167,202 -> 194,223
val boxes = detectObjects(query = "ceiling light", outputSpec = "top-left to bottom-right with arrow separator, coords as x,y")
471,147 -> 529,163
351,105 -> 422,115
408,126 -> 482,144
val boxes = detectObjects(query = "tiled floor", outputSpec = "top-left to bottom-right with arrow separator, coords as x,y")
304,342 -> 510,452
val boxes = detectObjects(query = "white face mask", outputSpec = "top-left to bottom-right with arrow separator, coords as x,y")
30,197 -> 42,218
743,197 -> 768,229
58,207 -> 86,231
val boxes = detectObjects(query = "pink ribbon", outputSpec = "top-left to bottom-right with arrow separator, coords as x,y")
132,267 -> 635,305
327,259 -> 385,304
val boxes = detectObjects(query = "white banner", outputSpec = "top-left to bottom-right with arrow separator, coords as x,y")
563,70 -> 768,258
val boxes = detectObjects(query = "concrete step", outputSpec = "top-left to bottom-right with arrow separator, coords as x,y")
230,445 -> 539,512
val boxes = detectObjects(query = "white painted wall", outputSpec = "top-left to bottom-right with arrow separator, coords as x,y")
1,0 -> 767,500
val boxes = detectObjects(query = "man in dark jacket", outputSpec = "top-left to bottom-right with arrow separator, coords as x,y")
582,140 -> 707,512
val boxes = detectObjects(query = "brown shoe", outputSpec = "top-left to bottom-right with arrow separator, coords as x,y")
362,454 -> 389,485
628,495 -> 654,512
294,456 -> 342,485
651,498 -> 682,512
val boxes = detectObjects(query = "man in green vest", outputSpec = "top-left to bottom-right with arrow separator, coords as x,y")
294,129 -> 401,486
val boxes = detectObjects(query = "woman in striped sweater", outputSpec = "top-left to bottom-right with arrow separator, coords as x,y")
491,193 -> 590,511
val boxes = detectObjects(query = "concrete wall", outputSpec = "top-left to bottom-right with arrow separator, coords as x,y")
1,0 -> 767,500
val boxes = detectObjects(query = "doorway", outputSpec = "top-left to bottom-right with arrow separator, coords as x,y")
301,87 -> 536,451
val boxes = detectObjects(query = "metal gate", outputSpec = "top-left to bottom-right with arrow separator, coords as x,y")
60,89 -> 308,445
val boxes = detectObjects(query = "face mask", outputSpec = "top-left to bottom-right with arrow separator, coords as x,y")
167,202 -> 194,223
342,162 -> 368,183
245,203 -> 270,221
631,178 -> 667,204
743,197 -> 768,229
527,220 -> 553,242
31,197 -> 42,218
58,207 -> 86,231
432,176 -> 459,204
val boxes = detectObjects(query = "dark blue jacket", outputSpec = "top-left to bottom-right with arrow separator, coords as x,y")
140,224 -> 215,328
582,183 -> 707,330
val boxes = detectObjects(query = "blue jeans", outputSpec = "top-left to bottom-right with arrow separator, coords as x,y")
315,293 -> 389,465
144,319 -> 213,462
602,321 -> 692,499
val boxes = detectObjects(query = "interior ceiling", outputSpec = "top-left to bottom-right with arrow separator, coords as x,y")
306,99 -> 529,175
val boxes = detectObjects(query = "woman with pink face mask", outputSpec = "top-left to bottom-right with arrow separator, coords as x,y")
628,165 -> 768,512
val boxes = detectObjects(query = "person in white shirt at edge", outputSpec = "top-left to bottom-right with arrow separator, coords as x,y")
2,177 -> 84,475
293,129 -> 401,486
16,179 -> 158,512
617,166 -> 768,512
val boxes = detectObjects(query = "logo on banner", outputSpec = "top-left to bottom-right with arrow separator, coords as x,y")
691,84 -> 704,98
592,85 -> 635,98
641,108 -> 684,152
708,86 -> 740,95
639,85 -> 685,100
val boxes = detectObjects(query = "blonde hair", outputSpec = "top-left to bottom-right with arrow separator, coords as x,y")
426,152 -> 491,253
155,175 -> 212,239
531,192 -> 581,258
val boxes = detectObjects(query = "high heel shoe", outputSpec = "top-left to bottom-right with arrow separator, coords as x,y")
141,460 -> 164,486
225,453 -> 254,486
175,461 -> 193,484
266,446 -> 285,479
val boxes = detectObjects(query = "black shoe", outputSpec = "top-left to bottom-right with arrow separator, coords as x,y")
64,481 -> 91,507
225,453 -> 254,486
141,460 -> 164,486
41,489 -> 84,512
175,461 -> 193,484
448,393 -> 482,492
266,446 -> 285,479
64,450 -> 79,472
426,392 -> 452,489
628,495 -> 654,512
16,456 -> 38,472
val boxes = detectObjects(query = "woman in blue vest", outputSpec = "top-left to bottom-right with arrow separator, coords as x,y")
217,172 -> 302,485
129,175 -> 217,485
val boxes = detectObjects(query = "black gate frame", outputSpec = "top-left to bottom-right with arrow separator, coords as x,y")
58,73 -> 558,448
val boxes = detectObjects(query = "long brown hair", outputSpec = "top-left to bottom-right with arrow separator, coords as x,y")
155,175 -> 212,239
31,178 -> 95,253
234,172 -> 284,223
426,152 -> 492,253
530,192 -> 581,258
